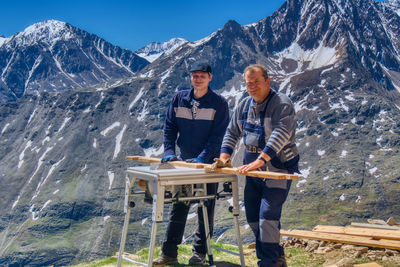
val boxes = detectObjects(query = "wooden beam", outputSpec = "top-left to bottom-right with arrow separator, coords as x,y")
350,222 -> 400,231
353,263 -> 383,267
126,156 -> 298,180
280,229 -> 400,250
313,225 -> 400,241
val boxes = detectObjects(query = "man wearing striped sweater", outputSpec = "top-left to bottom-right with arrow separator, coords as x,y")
216,64 -> 299,267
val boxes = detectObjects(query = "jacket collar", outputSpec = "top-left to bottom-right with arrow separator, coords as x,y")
183,87 -> 213,103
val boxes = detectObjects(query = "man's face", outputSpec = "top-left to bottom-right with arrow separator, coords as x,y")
244,69 -> 270,104
190,71 -> 212,90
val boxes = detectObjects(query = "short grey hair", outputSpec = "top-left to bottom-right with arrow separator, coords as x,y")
244,64 -> 269,79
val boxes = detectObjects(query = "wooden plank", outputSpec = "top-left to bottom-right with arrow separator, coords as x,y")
313,225 -> 400,241
126,156 -> 298,180
354,263 -> 382,267
351,222 -> 400,231
280,229 -> 400,250
126,156 -> 208,168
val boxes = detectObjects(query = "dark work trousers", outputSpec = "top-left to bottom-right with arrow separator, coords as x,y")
243,151 -> 292,267
161,182 -> 218,258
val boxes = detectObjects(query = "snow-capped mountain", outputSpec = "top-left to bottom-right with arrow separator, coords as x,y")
383,0 -> 400,15
0,20 -> 149,104
135,37 -> 188,62
0,0 -> 399,266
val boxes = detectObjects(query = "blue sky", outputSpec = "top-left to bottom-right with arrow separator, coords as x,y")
0,0 -> 286,51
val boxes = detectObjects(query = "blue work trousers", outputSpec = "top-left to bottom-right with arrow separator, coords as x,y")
244,152 -> 292,267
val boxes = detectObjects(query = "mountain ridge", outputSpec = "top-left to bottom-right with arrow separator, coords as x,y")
0,19 -> 149,104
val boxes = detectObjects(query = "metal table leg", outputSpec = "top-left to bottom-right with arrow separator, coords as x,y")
232,180 -> 245,267
146,180 -> 165,267
200,200 -> 215,266
117,176 -> 134,267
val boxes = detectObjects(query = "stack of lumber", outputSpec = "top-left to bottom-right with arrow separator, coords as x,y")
281,218 -> 400,250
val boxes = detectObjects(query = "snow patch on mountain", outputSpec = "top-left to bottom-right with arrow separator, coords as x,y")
143,145 -> 164,157
101,122 -> 121,136
107,171 -> 114,190
19,140 -> 33,169
279,42 -> 339,70
113,124 -> 127,159
135,38 -> 187,62
129,87 -> 145,110
0,36 -> 8,47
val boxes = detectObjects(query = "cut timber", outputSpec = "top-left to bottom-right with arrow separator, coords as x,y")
126,155 -> 205,168
126,156 -> 298,180
351,222 -> 400,231
354,263 -> 382,267
280,229 -> 400,250
313,225 -> 400,241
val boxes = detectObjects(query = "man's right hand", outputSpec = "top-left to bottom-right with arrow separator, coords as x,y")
161,155 -> 179,163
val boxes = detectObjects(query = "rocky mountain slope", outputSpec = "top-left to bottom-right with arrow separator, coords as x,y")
0,20 -> 149,104
0,0 -> 399,266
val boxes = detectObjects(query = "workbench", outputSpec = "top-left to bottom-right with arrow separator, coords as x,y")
117,166 -> 245,267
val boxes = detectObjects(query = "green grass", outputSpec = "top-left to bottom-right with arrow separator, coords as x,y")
72,243 -> 328,267
71,242 -> 400,267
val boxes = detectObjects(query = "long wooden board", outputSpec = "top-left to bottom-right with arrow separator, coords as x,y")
313,225 -> 400,241
351,222 -> 400,231
280,229 -> 400,250
126,156 -> 298,180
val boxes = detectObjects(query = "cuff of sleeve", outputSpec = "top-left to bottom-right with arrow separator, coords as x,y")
220,147 -> 233,155
164,149 -> 176,157
198,152 -> 208,162
262,146 -> 277,159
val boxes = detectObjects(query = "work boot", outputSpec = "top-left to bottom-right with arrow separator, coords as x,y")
276,256 -> 288,267
188,251 -> 206,265
153,253 -> 178,266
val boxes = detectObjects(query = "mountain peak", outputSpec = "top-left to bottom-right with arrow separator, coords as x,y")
135,37 -> 188,62
0,36 -> 7,47
382,0 -> 400,15
11,20 -> 73,47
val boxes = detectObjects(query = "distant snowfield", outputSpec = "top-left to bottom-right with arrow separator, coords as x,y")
278,42 -> 339,71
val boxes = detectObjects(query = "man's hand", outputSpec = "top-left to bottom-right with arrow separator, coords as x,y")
185,156 -> 204,163
238,153 -> 270,174
161,155 -> 178,163
238,159 -> 265,174
210,158 -> 232,171
209,153 -> 232,171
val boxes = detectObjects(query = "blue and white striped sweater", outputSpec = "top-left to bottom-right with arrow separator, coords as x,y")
163,88 -> 229,163
221,91 -> 298,165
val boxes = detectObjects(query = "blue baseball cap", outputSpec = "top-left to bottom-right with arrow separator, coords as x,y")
190,61 -> 212,74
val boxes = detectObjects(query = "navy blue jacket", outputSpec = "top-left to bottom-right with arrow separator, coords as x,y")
163,88 -> 229,163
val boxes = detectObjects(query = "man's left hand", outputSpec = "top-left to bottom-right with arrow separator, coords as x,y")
185,157 -> 204,163
238,159 -> 265,174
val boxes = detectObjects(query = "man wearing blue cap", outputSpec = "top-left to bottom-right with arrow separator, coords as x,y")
153,61 -> 229,265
